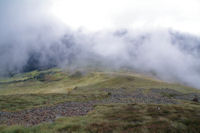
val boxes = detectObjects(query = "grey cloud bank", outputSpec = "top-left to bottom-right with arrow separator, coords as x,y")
0,0 -> 200,89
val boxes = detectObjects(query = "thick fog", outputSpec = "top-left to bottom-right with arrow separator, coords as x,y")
0,0 -> 200,88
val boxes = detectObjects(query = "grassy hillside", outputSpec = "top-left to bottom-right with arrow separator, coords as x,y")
0,68 -> 200,133
0,68 -> 197,95
1,103 -> 200,133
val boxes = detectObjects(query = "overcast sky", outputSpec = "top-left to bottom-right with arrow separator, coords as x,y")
0,0 -> 199,34
49,0 -> 200,34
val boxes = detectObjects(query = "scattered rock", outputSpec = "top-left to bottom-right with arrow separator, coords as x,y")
107,92 -> 112,96
1,88 -> 198,126
73,86 -> 78,90
0,102 -> 94,126
192,96 -> 199,102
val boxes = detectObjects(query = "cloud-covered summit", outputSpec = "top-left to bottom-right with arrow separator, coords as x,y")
1,26 -> 200,88
0,0 -> 200,89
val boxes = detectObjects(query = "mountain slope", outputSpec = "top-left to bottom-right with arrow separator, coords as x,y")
0,68 -> 200,133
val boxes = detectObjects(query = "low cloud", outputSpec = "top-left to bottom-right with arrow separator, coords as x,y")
0,0 -> 200,89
